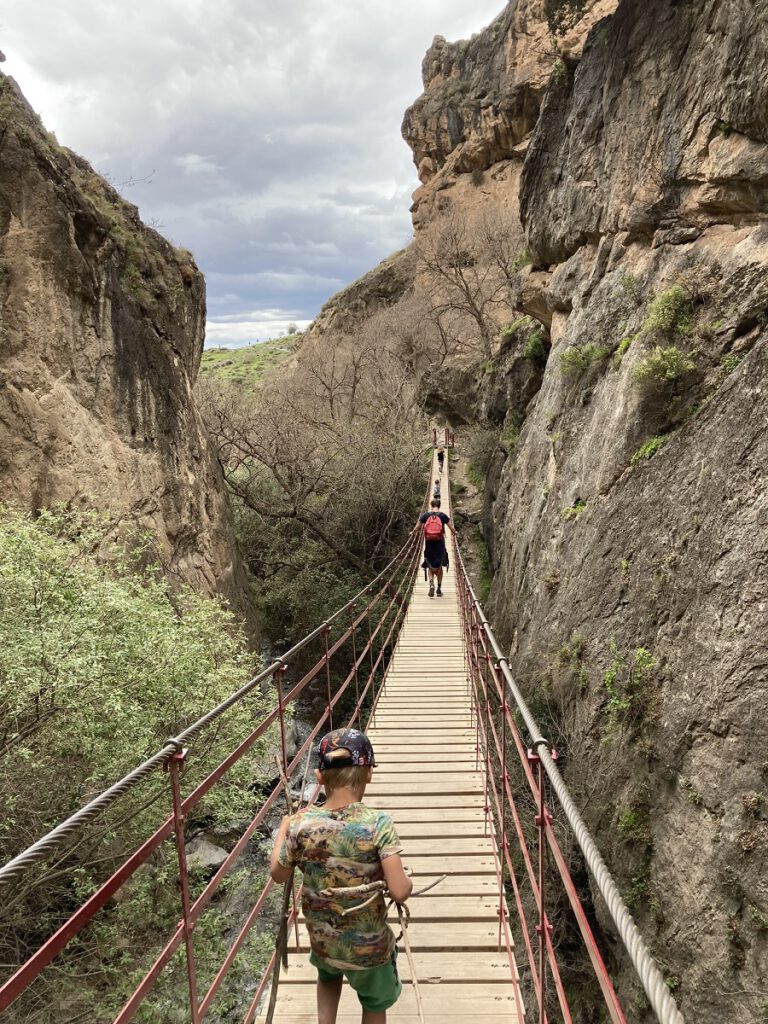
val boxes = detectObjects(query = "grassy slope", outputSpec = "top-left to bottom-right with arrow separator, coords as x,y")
199,335 -> 300,385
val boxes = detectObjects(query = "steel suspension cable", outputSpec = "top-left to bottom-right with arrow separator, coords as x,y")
454,542 -> 685,1024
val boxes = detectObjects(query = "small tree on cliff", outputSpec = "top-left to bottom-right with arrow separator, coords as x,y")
415,208 -> 523,363
544,0 -> 586,36
416,209 -> 506,362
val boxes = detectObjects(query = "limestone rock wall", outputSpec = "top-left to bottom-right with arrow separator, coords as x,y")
0,75 -> 246,606
397,1 -> 768,1020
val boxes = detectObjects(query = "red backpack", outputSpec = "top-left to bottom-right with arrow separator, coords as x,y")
423,513 -> 444,541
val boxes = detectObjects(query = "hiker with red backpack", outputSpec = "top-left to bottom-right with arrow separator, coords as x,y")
416,499 -> 454,598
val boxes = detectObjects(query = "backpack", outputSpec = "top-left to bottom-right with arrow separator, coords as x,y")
423,513 -> 444,541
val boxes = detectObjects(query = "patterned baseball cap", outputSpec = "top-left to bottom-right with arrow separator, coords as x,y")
318,729 -> 377,770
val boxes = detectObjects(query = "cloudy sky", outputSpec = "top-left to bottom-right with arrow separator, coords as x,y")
2,0 -> 504,346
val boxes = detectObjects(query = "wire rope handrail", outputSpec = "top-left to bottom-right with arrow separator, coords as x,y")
453,534 -> 685,1024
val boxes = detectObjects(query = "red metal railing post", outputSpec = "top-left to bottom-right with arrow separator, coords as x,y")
498,669 -> 509,953
350,603 -> 360,728
274,663 -> 301,954
167,750 -> 201,1024
367,604 -> 375,686
323,624 -> 334,732
275,663 -> 289,777
529,748 -> 554,1024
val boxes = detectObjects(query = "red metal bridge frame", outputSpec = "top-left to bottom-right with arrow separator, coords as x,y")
0,447 -> 685,1024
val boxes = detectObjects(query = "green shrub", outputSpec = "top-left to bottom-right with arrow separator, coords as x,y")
613,334 -> 635,368
559,343 -> 610,377
561,499 -> 586,521
643,285 -> 694,337
616,273 -> 641,305
501,315 -> 533,338
0,505 -> 274,1016
512,247 -> 532,271
632,345 -> 696,385
720,353 -> 743,375
617,806 -> 651,843
500,420 -> 520,454
523,328 -> 547,364
603,641 -> 657,727
630,434 -> 669,465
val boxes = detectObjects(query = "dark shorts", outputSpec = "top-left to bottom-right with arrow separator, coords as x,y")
310,949 -> 401,1012
424,540 -> 446,570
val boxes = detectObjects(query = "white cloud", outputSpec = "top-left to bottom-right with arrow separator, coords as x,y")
1,0 -> 506,340
175,153 -> 222,177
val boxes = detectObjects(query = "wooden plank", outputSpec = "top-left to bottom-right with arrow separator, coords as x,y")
388,807 -> 486,823
396,820 -> 489,837
280,952 -> 515,983
369,772 -> 483,786
365,795 -> 484,809
290,921 -> 502,952
268,984 -> 520,1021
400,837 -> 494,856
403,854 -> 497,874
297,897 -> 499,923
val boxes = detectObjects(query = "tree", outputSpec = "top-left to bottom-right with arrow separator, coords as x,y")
414,208 -> 522,362
0,505 -> 275,1021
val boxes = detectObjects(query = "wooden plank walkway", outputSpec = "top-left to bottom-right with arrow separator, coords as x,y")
262,454 -> 523,1022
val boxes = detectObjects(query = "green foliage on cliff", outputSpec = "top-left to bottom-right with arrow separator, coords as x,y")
0,506 -> 274,1018
559,343 -> 610,377
632,345 -> 696,385
544,0 -> 586,35
643,285 -> 694,337
631,434 -> 669,465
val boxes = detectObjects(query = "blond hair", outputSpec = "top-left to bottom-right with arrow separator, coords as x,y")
320,765 -> 370,794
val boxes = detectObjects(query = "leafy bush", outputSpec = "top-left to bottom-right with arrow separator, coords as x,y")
512,247 -> 532,272
523,327 -> 547,364
721,353 -> 743,375
0,506 -> 274,1018
630,434 -> 669,465
643,285 -> 694,337
632,345 -> 696,385
500,420 -> 520,454
561,499 -> 586,521
559,343 -> 610,377
545,0 -> 586,35
501,315 -> 533,338
613,334 -> 635,368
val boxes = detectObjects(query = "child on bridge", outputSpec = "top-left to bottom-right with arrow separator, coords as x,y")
270,729 -> 412,1024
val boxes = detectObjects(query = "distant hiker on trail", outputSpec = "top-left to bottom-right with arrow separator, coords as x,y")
437,448 -> 445,473
416,499 -> 454,598
432,477 -> 441,502
431,426 -> 437,446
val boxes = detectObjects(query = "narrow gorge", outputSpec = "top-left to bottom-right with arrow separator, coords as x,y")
1,1 -> 766,1022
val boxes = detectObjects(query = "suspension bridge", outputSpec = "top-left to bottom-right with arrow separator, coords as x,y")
0,440 -> 684,1024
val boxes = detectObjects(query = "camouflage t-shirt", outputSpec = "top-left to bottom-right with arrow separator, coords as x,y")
277,802 -> 402,971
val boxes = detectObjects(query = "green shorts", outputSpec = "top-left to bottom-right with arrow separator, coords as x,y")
309,949 -> 402,1012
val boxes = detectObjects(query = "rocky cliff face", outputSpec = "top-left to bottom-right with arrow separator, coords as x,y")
0,75 -> 245,605
305,0 -> 768,1019
485,2 -> 768,1018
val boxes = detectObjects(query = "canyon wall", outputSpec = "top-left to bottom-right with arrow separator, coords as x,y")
0,75 -> 246,606
307,0 -> 768,1019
